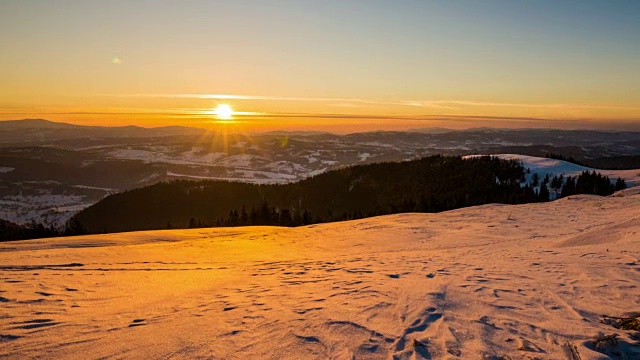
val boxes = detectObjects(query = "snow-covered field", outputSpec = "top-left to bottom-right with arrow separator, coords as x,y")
491,154 -> 640,187
0,194 -> 89,227
1,191 -> 639,359
165,171 -> 295,184
464,154 -> 640,192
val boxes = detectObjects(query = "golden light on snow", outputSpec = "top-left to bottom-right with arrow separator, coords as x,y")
2,194 -> 640,358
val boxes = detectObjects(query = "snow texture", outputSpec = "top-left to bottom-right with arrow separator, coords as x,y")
1,191 -> 639,359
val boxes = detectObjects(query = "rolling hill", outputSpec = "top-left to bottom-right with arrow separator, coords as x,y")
1,189 -> 639,359
70,156 -> 532,233
70,154 -> 634,234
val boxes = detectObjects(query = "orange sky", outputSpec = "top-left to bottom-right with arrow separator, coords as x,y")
2,94 -> 639,133
1,1 -> 639,132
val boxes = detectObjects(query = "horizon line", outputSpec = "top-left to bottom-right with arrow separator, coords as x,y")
2,117 -> 640,134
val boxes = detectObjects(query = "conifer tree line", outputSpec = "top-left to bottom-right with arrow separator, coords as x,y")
0,155 -> 628,241
0,218 -> 87,241
70,156 -> 626,234
545,153 -> 587,167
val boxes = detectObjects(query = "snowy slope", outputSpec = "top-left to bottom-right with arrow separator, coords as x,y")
492,154 -> 640,186
1,192 -> 640,359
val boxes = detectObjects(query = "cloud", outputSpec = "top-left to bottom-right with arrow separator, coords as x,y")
96,93 -> 640,112
407,100 -> 640,111
97,93 -> 455,109
0,109 -> 624,124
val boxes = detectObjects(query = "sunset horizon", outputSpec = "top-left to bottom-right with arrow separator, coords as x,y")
2,1 -> 639,132
2,2 -> 640,359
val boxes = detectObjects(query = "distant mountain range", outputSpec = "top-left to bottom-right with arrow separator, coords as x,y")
0,119 -> 206,143
1,119 -> 639,227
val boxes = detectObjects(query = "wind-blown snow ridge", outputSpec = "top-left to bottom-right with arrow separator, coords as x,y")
1,191 -> 639,359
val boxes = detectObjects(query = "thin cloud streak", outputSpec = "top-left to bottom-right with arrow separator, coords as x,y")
96,93 -> 455,109
96,93 -> 640,111
0,109 -> 598,124
242,113 -> 595,124
410,100 -> 640,111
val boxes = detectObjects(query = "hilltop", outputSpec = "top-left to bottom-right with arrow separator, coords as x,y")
1,191 -> 639,359
69,155 -> 634,234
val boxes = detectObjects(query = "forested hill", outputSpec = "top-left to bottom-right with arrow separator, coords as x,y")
71,156 -> 523,233
71,155 -> 619,233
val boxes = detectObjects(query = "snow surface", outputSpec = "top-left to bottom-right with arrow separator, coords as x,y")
359,141 -> 400,150
109,148 -> 228,166
468,154 -> 640,186
357,152 -> 374,161
138,172 -> 161,184
265,161 -> 308,174
0,194 -> 88,227
1,192 -> 639,359
166,171 -> 293,184
71,185 -> 115,192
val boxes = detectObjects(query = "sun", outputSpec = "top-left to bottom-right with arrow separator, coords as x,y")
213,104 -> 234,120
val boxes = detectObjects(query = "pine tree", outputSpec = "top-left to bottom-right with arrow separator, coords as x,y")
560,176 -> 575,198
539,183 -> 550,202
65,219 -> 87,236
302,210 -> 312,225
292,209 -> 302,226
279,208 -> 293,227
227,210 -> 239,226
259,199 -> 271,225
240,205 -> 249,225
532,173 -> 539,187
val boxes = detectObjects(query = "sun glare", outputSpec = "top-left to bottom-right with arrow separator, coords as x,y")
213,104 -> 234,120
